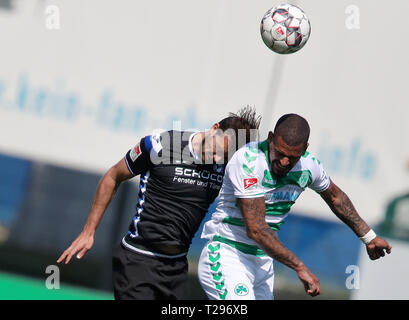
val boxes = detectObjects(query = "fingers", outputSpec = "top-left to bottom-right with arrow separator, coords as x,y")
57,238 -> 92,264
56,256 -> 64,264
56,252 -> 67,264
76,247 -> 89,260
57,245 -> 78,265
369,249 -> 387,260
64,249 -> 77,264
57,246 -> 72,264
368,246 -> 382,260
302,279 -> 321,297
367,239 -> 392,260
369,252 -> 379,260
371,248 -> 391,260
383,241 -> 392,254
307,281 -> 321,297
298,267 -> 321,297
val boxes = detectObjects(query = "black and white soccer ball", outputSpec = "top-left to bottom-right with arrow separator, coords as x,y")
260,3 -> 311,54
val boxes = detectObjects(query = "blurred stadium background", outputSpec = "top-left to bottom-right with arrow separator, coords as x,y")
0,0 -> 408,300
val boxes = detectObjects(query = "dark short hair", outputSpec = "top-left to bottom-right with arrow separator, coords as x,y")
218,105 -> 261,148
273,113 -> 310,146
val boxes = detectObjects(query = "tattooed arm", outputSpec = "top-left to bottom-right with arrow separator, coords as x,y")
319,179 -> 392,260
319,179 -> 370,237
238,197 -> 320,297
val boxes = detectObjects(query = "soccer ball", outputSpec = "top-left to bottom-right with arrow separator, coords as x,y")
260,4 -> 311,54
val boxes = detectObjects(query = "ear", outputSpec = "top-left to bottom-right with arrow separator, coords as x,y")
209,122 -> 220,135
305,142 -> 309,151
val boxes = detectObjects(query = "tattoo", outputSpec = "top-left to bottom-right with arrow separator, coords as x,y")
321,181 -> 370,237
260,225 -> 301,269
238,198 -> 302,270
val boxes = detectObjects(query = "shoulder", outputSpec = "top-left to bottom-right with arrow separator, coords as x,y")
298,151 -> 324,170
156,130 -> 196,150
297,151 -> 330,192
226,140 -> 268,178
136,130 -> 166,163
233,140 -> 267,160
144,130 -> 167,153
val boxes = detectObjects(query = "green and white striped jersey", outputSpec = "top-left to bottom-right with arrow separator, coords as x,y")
201,139 -> 330,248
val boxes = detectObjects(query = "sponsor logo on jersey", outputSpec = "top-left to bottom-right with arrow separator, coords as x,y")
243,178 -> 258,189
267,189 -> 301,202
130,143 -> 142,162
234,283 -> 249,296
299,171 -> 310,188
174,167 -> 223,183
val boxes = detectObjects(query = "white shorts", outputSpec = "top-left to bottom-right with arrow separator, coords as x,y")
198,237 -> 275,300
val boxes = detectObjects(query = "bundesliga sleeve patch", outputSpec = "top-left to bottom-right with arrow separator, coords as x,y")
244,178 -> 258,189
130,143 -> 142,162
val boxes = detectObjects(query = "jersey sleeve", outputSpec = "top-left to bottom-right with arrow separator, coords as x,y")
308,157 -> 331,193
225,148 -> 264,199
124,136 -> 153,176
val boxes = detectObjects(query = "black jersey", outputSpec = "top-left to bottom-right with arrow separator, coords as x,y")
122,130 -> 225,256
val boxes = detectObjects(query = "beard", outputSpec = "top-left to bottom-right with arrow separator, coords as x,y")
272,161 -> 291,178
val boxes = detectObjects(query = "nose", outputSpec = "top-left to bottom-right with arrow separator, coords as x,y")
279,157 -> 290,167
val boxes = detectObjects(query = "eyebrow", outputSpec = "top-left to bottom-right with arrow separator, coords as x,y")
274,145 -> 303,158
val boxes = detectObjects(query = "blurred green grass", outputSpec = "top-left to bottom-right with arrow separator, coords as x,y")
0,271 -> 113,300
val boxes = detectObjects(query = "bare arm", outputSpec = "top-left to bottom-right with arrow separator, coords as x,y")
238,197 -> 320,296
319,179 -> 370,237
238,197 -> 302,269
57,158 -> 133,264
83,158 -> 134,235
320,179 -> 392,260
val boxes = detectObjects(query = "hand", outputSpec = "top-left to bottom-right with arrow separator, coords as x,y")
57,230 -> 94,264
366,236 -> 392,260
296,264 -> 321,297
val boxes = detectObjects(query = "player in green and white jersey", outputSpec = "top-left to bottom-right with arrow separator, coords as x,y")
198,113 -> 392,300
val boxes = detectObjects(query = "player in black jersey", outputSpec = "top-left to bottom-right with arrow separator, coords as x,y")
57,107 -> 261,299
